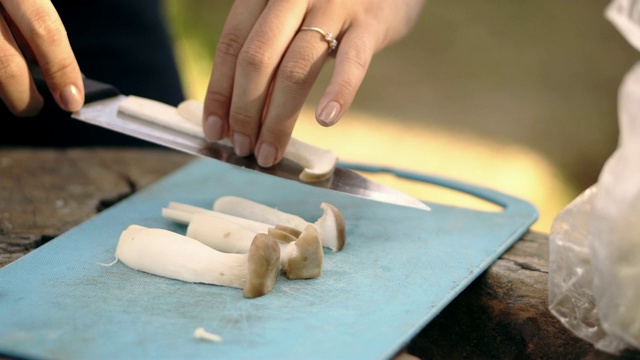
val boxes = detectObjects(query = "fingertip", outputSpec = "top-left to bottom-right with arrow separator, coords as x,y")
59,84 -> 84,112
316,100 -> 341,127
203,115 -> 225,142
255,142 -> 278,168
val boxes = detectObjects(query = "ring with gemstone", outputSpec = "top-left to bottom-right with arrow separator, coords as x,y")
299,26 -> 338,51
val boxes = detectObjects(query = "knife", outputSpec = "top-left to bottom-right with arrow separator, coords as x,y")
70,76 -> 429,210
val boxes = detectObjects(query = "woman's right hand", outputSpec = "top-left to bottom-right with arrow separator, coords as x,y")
0,0 -> 83,116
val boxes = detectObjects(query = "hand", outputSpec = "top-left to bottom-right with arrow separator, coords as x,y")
203,0 -> 425,167
0,0 -> 83,116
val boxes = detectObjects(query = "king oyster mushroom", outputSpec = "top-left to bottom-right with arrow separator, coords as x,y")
115,224 -> 280,298
161,208 -> 324,280
212,196 -> 346,252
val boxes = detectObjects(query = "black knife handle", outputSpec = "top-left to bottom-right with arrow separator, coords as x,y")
30,63 -> 120,104
82,77 -> 120,103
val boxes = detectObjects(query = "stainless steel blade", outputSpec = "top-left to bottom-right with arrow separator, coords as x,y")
72,95 -> 429,210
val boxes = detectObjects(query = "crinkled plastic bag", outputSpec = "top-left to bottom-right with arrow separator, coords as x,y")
548,0 -> 640,354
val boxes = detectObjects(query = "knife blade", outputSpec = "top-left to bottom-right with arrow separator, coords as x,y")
72,77 -> 430,210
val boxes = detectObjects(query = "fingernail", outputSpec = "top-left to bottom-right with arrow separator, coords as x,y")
203,115 -> 224,141
60,84 -> 83,111
317,101 -> 341,127
233,132 -> 252,157
256,142 -> 277,168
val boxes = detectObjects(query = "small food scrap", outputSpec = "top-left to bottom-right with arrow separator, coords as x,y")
193,327 -> 223,343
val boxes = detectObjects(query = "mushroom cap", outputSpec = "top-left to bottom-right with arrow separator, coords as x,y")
315,202 -> 346,252
284,225 -> 324,280
267,224 -> 302,243
284,138 -> 337,182
243,234 -> 280,298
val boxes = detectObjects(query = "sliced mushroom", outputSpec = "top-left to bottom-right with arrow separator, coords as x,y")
213,196 -> 346,252
118,96 -> 203,138
115,224 -> 279,298
175,99 -> 337,181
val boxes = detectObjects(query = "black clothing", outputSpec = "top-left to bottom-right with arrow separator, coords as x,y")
0,0 -> 184,146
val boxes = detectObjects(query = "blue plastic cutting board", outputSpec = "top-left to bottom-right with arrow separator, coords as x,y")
0,159 -> 537,360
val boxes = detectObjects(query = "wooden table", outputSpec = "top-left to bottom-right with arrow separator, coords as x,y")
1,148 -> 637,359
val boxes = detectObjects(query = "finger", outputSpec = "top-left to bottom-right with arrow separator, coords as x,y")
202,0 -> 267,142
0,13 -> 42,116
315,23 -> 375,127
228,0 -> 307,157
255,23 -> 341,167
2,0 -> 83,111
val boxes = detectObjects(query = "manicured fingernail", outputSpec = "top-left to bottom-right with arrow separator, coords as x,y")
60,85 -> 83,111
203,115 -> 224,141
233,132 -> 252,157
256,142 -> 277,168
317,101 -> 341,127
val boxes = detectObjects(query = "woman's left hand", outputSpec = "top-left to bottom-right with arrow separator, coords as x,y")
202,0 -> 425,168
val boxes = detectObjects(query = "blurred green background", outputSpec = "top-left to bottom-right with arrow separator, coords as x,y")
161,1 -> 638,232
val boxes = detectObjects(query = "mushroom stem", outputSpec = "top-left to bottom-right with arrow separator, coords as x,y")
164,202 -> 271,233
115,225 -> 279,298
163,209 -> 324,279
213,196 -> 346,252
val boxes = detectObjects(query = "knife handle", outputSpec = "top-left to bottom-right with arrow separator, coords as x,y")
30,63 -> 120,105
82,77 -> 120,103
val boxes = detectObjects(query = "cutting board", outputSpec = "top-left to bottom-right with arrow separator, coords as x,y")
0,159 -> 537,360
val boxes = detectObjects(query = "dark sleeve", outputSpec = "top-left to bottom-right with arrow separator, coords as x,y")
0,0 -> 185,147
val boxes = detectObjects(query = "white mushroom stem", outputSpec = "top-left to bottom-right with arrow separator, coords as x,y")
163,202 -> 271,234
213,196 -> 346,252
177,99 -> 203,127
118,96 -> 203,138
162,209 -> 323,279
115,225 -> 279,298
175,99 -> 337,181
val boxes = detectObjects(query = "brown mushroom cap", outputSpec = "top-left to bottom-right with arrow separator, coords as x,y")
243,234 -> 280,298
284,225 -> 324,280
267,225 -> 302,243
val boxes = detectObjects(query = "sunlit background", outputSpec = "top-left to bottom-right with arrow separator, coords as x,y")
161,1 -> 637,232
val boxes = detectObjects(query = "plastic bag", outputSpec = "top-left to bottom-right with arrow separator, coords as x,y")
548,0 -> 640,354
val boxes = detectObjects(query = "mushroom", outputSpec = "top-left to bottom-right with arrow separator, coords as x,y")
118,96 -> 203,138
283,137 -> 337,182
213,196 -> 346,252
115,224 -> 279,298
175,99 -> 337,181
161,208 -> 324,280
119,96 -> 338,181
163,202 -> 271,234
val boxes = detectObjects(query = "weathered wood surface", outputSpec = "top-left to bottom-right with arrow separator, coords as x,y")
0,148 -> 192,268
1,148 -> 638,359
